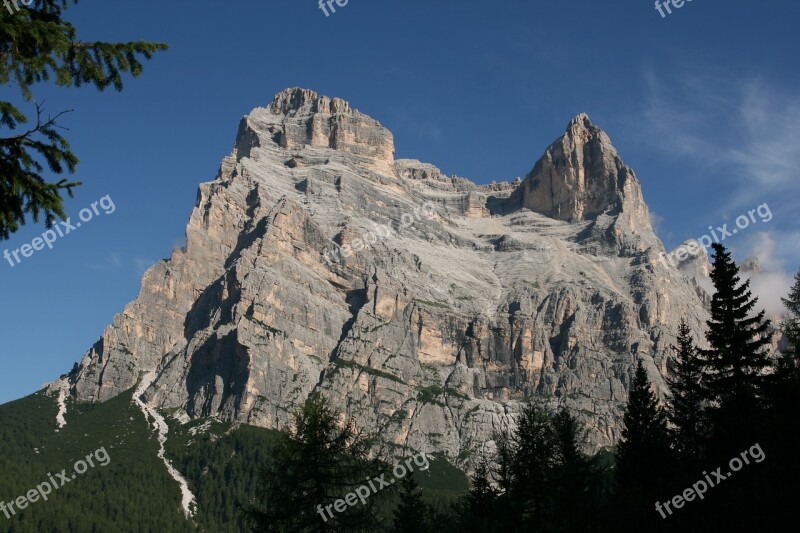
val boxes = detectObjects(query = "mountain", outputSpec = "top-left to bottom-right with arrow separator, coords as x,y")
48,87 -> 708,464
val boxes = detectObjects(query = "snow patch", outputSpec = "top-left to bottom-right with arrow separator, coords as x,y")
133,371 -> 197,518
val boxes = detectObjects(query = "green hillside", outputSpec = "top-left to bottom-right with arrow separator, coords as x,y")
0,391 -> 469,532
0,390 -> 193,532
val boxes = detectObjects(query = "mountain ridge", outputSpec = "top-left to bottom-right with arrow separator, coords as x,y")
47,87 -> 710,463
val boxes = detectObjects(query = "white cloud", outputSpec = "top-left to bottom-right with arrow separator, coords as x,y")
634,71 -> 800,308
649,210 -> 666,238
134,257 -> 155,276
638,73 -> 800,206
107,252 -> 122,268
86,252 -> 122,271
738,233 -> 794,316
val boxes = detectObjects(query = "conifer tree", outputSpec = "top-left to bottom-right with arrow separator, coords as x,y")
759,268 -> 800,530
550,409 -> 597,531
1,1 -> 167,239
615,359 -> 672,527
617,360 -> 670,478
697,244 -> 772,454
698,244 -> 772,404
666,320 -> 706,462
392,474 -> 428,532
777,269 -> 800,379
510,402 -> 558,526
462,457 -> 497,533
244,393 -> 386,532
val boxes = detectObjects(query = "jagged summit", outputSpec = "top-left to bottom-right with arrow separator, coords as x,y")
567,112 -> 594,129
507,112 -> 650,230
238,87 -> 395,173
254,89 -> 651,236
51,89 -> 710,460
269,87 -> 353,116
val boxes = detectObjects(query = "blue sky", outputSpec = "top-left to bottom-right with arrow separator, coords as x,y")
1,0 -> 799,403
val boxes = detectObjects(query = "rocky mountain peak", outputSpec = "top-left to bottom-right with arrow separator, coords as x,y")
53,89 -> 711,462
507,113 -> 650,234
236,88 -> 395,173
741,256 -> 762,274
269,87 -> 352,116
566,112 -> 596,133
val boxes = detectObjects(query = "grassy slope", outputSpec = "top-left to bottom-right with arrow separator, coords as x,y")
0,392 -> 470,532
0,390 -> 192,532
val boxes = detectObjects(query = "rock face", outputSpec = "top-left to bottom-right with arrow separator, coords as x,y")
673,239 -> 713,307
56,88 -> 710,464
507,114 -> 648,224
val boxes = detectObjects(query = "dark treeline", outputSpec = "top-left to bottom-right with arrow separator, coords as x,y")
246,243 -> 800,532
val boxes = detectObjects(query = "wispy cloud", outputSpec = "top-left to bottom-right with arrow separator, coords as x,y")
638,72 -> 800,207
636,71 -> 800,305
649,210 -> 667,240
727,82 -> 800,201
86,252 -> 122,271
134,257 -> 154,276
739,233 -> 795,316
86,252 -> 157,278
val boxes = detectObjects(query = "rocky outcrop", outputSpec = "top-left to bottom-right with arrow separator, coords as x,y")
505,113 -> 654,256
673,239 -> 713,307
54,88 -> 711,465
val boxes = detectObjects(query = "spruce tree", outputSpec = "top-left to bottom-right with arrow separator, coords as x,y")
550,409 -> 597,531
1,1 -> 167,239
615,359 -> 672,527
697,244 -> 772,454
777,269 -> 800,379
509,402 -> 558,526
666,320 -> 706,462
756,267 -> 800,530
392,474 -> 428,532
478,405 -> 601,530
244,393 -> 386,532
487,404 -> 598,530
462,457 -> 497,533
698,244 -> 772,404
617,360 -> 670,480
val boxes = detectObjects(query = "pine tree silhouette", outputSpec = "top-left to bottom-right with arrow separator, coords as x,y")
666,320 -> 706,463
392,474 -> 428,532
756,268 -> 800,531
615,359 -> 672,529
244,393 -> 386,532
697,243 -> 772,451
461,457 -> 498,533
777,269 -> 800,379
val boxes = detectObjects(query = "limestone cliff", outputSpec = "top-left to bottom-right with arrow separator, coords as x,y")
55,88 -> 710,465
